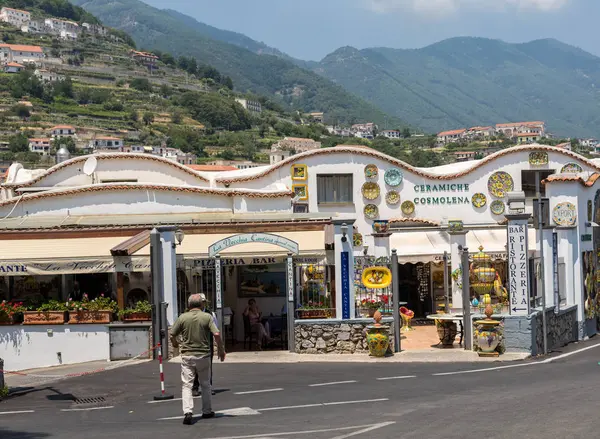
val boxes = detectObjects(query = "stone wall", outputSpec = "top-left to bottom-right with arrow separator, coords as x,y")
532,305 -> 578,356
294,319 -> 395,354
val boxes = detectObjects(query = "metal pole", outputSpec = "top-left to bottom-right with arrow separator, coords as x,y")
391,249 -> 401,353
461,246 -> 472,350
443,251 -> 450,312
150,228 -> 162,360
536,173 -> 548,355
553,230 -> 560,315
160,301 -> 169,358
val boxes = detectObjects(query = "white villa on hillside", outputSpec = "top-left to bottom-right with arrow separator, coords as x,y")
0,7 -> 30,27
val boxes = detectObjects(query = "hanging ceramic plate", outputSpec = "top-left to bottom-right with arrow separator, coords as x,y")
362,182 -> 381,200
529,151 -> 548,166
353,232 -> 363,247
401,200 -> 415,215
472,193 -> 487,208
384,168 -> 403,187
490,200 -> 505,215
561,163 -> 583,173
487,171 -> 514,198
364,164 -> 378,179
386,190 -> 400,205
364,204 -> 379,219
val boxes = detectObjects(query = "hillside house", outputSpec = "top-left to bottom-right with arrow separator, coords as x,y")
44,18 -> 80,39
82,23 -> 107,36
580,139 -> 598,149
90,137 -> 123,152
351,123 -> 376,135
4,62 -> 24,73
517,133 -> 541,144
453,151 -> 477,162
130,50 -> 158,67
21,19 -> 49,34
28,138 -> 51,155
0,44 -> 43,65
235,98 -> 262,113
0,7 -> 30,27
50,125 -> 76,138
326,126 -> 351,137
309,112 -> 324,123
207,159 -> 264,170
437,129 -> 466,145
272,137 -> 321,154
381,129 -> 401,139
496,121 -> 546,138
35,69 -> 65,83
467,126 -> 495,139
270,149 -> 291,165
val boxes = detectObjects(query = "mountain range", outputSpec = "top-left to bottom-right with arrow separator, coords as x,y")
72,0 -> 600,137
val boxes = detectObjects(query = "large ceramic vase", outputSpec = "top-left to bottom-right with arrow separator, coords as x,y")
436,321 -> 458,347
367,326 -> 390,357
475,305 -> 501,357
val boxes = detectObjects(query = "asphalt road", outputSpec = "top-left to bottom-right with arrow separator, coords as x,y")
2,340 -> 600,439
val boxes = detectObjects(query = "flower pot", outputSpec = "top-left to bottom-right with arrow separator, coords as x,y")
436,321 -> 458,347
23,311 -> 66,325
68,310 -> 113,324
366,325 -> 389,357
367,308 -> 377,318
122,312 -> 151,322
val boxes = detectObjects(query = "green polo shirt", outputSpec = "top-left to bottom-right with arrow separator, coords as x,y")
171,309 -> 219,357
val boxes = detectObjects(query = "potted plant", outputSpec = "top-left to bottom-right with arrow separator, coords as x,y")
23,300 -> 68,325
360,298 -> 383,318
68,294 -> 117,324
119,300 -> 152,322
296,300 -> 332,319
0,301 -> 25,325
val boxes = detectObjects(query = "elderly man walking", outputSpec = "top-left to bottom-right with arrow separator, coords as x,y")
171,293 -> 226,425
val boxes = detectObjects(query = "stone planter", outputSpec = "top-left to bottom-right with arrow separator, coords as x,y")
366,325 -> 390,357
122,312 -> 151,322
297,309 -> 330,319
23,311 -> 66,325
68,310 -> 113,324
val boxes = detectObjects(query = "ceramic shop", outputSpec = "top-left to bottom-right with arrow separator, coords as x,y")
0,144 -> 599,364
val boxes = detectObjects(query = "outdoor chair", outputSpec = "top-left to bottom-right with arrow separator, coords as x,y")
242,313 -> 259,350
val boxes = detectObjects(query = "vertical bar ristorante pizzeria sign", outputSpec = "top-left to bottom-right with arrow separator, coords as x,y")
507,217 -> 531,315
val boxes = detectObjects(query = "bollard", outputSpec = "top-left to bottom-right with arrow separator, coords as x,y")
153,343 -> 174,401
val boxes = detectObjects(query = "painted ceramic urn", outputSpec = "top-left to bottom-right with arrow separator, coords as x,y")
366,310 -> 390,357
474,304 -> 501,357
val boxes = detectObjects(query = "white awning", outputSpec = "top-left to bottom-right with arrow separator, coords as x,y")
390,228 -> 537,264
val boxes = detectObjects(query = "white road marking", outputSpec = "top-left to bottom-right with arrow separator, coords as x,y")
258,398 -> 389,411
0,410 -> 35,415
309,380 -> 357,387
433,340 -> 600,376
157,407 -> 259,420
203,422 -> 396,439
330,421 -> 397,439
234,388 -> 283,395
376,375 -> 417,381
60,406 -> 114,412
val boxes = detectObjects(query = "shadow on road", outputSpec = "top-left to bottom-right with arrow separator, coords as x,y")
0,428 -> 50,439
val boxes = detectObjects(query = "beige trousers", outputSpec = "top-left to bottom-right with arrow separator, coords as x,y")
181,355 -> 212,415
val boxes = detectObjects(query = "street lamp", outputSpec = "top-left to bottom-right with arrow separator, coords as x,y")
507,191 -> 526,214
341,223 -> 349,243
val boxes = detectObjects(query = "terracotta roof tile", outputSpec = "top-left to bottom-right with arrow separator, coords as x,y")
438,129 -> 466,137
187,165 -> 238,172
543,173 -> 600,187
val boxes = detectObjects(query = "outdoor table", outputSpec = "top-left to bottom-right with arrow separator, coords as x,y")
426,314 -> 464,348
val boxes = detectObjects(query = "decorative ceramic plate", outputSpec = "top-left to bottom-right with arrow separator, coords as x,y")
364,164 -> 378,179
362,182 -> 381,200
384,168 -> 403,187
401,200 -> 415,215
487,171 -> 514,198
353,232 -> 363,247
472,193 -> 487,208
553,202 -> 577,226
561,163 -> 583,173
529,151 -> 548,166
490,200 -> 505,215
364,204 -> 379,219
386,190 -> 400,205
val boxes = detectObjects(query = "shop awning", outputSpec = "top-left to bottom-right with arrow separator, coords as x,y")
0,236 -> 150,276
390,228 -> 537,264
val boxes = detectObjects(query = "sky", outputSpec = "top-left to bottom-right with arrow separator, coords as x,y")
143,0 -> 599,60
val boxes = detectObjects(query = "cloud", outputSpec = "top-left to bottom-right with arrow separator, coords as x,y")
366,0 -> 571,15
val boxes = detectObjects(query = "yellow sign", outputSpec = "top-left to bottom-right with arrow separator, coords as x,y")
362,267 -> 392,289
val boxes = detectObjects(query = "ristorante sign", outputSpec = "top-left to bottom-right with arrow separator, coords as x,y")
208,233 -> 300,257
0,257 -> 152,276
413,183 -> 472,206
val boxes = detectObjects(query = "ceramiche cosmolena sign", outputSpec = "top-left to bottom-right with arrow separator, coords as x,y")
208,233 -> 300,257
412,183 -> 473,206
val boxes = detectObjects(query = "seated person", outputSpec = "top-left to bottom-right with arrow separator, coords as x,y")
243,299 -> 273,346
